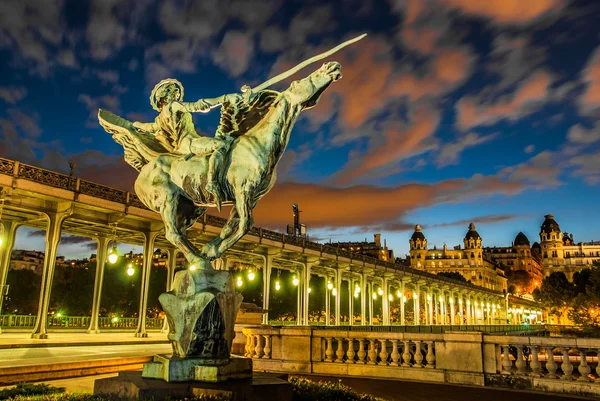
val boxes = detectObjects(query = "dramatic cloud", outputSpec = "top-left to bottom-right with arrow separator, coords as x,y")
498,151 -> 562,189
439,0 -> 564,25
0,87 -> 27,104
569,149 -> 600,185
428,214 -> 520,228
456,71 -> 553,131
27,229 -> 46,238
567,123 -> 600,145
579,47 -> 600,116
436,132 -> 498,167
212,31 -> 255,77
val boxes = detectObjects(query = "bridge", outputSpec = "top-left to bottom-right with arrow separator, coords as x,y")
0,156 -> 540,340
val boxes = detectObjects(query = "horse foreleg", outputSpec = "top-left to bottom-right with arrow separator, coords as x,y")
202,207 -> 239,258
213,192 -> 253,257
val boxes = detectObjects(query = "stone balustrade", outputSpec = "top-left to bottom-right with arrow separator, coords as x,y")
240,326 -> 600,397
484,335 -> 599,393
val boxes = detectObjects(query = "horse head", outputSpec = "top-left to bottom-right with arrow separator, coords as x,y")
283,62 -> 342,110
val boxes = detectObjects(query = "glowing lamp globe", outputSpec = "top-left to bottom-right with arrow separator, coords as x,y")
353,291 -> 358,298
327,282 -> 333,290
236,276 -> 243,287
355,285 -> 360,293
372,293 -> 377,300
126,264 -> 134,276
189,265 -> 197,271
388,294 -> 393,302
377,287 -> 383,296
248,270 -> 255,281
292,276 -> 299,286
111,317 -> 118,323
396,290 -> 401,298
332,288 -> 337,296
275,280 -> 281,291
307,287 -> 312,294
107,246 -> 118,264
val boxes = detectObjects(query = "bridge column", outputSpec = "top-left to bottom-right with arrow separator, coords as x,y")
382,278 -> 389,325
439,294 -> 446,325
31,207 -> 71,339
0,221 -> 19,333
334,269 -> 342,326
87,236 -> 110,334
134,230 -> 160,338
458,297 -> 464,325
296,266 -> 303,326
400,281 -> 405,325
413,285 -> 420,325
450,294 -> 456,325
433,292 -> 439,324
360,273 -> 367,325
302,262 -> 311,326
368,281 -> 374,325
427,291 -> 433,325
162,248 -> 178,332
262,256 -> 273,325
466,298 -> 472,324
325,274 -> 331,326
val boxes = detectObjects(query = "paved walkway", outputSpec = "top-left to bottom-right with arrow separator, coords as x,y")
7,373 -> 590,401
0,332 -> 168,349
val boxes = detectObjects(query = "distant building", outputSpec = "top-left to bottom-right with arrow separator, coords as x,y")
9,250 -> 45,274
483,231 -> 543,288
408,224 -> 508,292
332,233 -> 395,262
538,214 -> 600,280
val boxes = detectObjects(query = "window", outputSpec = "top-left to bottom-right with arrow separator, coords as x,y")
471,252 -> 475,258
552,250 -> 558,258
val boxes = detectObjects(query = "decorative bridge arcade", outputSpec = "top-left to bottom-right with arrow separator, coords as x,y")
0,157 -> 540,339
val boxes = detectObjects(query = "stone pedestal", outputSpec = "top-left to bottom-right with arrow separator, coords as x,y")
94,371 -> 292,401
143,354 -> 253,383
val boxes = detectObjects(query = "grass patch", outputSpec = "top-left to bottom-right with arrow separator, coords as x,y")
290,376 -> 387,401
0,384 -> 66,400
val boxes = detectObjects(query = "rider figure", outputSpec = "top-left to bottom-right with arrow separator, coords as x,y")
133,79 -> 250,211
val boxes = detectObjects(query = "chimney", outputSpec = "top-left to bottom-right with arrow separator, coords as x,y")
374,234 -> 381,248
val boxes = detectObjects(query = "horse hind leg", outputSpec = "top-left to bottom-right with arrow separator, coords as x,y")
211,189 -> 254,258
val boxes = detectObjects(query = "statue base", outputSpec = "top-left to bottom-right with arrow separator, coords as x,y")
142,354 -> 252,383
94,370 -> 292,401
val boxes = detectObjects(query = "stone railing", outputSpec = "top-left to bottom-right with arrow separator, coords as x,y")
484,335 -> 599,391
240,326 -> 600,397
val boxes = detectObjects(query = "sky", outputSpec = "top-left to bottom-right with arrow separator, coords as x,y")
1,0 -> 599,260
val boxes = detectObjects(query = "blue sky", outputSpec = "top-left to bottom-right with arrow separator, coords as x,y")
1,0 -> 599,260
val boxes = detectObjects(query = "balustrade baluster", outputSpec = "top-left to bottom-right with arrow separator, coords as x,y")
530,346 -> 542,376
501,345 -> 512,374
560,347 -> 573,380
357,339 -> 366,364
425,341 -> 436,369
262,335 -> 271,359
515,345 -> 527,375
346,338 -> 356,364
402,340 -> 412,367
378,339 -> 389,366
325,338 -> 334,362
254,334 -> 263,358
390,340 -> 400,366
577,349 -> 591,381
246,334 -> 255,357
545,347 -> 558,378
335,338 -> 346,363
413,340 -> 424,368
367,339 -> 377,365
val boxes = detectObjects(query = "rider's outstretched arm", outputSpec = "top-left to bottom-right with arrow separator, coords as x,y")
181,93 -> 245,114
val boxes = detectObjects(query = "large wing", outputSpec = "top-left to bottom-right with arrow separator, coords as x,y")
216,90 -> 280,138
98,109 -> 169,171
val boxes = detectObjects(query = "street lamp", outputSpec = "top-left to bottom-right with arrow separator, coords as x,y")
327,281 -> 333,290
275,280 -> 281,291
126,263 -> 134,276
377,287 -> 383,296
247,270 -> 255,281
108,245 -> 119,264
292,275 -> 299,286
236,276 -> 243,287
332,288 -> 337,296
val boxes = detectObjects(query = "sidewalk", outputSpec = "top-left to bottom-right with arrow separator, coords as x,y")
0,332 -> 169,349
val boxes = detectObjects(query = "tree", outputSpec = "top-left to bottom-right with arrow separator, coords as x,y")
533,272 -> 575,320
568,267 -> 600,327
436,272 -> 467,283
506,270 -> 532,294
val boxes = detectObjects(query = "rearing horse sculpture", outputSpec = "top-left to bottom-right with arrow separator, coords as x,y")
98,61 -> 342,270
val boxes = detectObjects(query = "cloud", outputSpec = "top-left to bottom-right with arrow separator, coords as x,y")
60,235 -> 96,245
568,149 -> 600,185
439,0 -> 564,25
27,229 -> 46,238
0,87 -> 28,104
332,105 -> 440,185
524,145 -> 535,154
212,31 -> 255,77
579,47 -> 600,116
428,214 -> 520,228
497,151 -> 562,189
78,94 -> 120,128
567,123 -> 600,145
436,132 -> 498,167
456,71 -> 553,131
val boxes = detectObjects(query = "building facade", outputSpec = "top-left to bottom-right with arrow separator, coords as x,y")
408,224 -> 508,292
333,233 -> 395,262
539,214 -> 600,280
483,232 -> 543,290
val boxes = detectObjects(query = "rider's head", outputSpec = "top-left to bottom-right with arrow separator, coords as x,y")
155,82 -> 181,109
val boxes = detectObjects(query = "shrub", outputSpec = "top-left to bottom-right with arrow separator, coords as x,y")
289,376 -> 387,401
